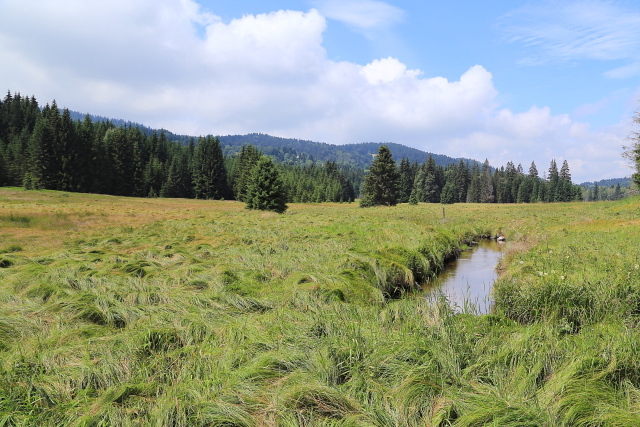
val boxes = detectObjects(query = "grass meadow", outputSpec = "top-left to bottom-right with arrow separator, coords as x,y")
1,187 -> 640,426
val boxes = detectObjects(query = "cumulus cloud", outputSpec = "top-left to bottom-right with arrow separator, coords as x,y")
0,0 -> 630,182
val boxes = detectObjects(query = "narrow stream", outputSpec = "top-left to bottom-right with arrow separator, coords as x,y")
423,239 -> 505,314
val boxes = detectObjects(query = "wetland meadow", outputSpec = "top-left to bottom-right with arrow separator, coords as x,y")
1,187 -> 640,426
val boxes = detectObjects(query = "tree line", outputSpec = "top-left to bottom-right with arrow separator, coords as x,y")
361,146 -> 583,207
1,92 -> 587,213
0,92 -> 355,209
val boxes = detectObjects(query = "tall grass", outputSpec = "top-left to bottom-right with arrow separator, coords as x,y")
1,188 -> 640,425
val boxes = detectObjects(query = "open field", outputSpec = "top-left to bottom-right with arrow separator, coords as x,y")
1,187 -> 640,426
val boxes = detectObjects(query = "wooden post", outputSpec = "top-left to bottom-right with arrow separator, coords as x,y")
442,207 -> 445,219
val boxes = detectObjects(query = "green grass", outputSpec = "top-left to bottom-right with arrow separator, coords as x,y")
1,187 -> 640,425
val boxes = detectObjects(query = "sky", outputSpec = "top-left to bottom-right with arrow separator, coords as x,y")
1,0 -> 639,183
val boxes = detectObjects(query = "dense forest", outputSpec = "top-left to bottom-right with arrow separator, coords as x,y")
360,145 -> 583,207
0,92 -> 357,203
69,111 -> 476,169
0,92 -> 588,206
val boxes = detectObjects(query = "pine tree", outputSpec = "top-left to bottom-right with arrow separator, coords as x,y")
440,181 -> 456,204
547,159 -> 559,202
494,166 -> 506,203
466,163 -> 481,203
143,156 -> 166,197
614,183 -> 622,200
423,156 -> 440,203
453,159 -> 469,203
398,157 -> 414,203
24,115 -> 50,189
410,164 -> 426,203
58,108 -> 82,191
192,136 -> 229,200
161,152 -> 193,198
89,121 -> 115,194
528,161 -> 538,179
516,179 -> 530,203
480,159 -> 494,203
502,161 -> 517,203
408,188 -> 419,205
245,156 -> 288,213
558,160 -> 572,202
232,144 -> 262,202
43,101 -> 63,189
359,145 -> 399,207
76,115 -> 95,193
103,127 -> 137,196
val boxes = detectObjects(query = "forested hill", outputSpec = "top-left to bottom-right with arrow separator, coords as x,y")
68,111 -> 479,169
67,111 -> 192,144
579,177 -> 631,188
217,133 -> 476,169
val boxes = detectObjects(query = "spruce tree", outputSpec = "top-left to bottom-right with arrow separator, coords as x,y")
408,188 -> 419,205
192,136 -> 229,200
466,163 -> 481,203
245,156 -> 288,213
24,115 -> 50,189
528,161 -> 538,179
558,160 -> 572,202
103,127 -> 137,196
398,157 -> 414,203
423,155 -> 440,203
547,159 -> 559,202
58,108 -> 81,191
232,144 -> 261,202
499,162 -> 521,203
454,159 -> 469,203
161,153 -> 193,198
440,181 -> 456,204
614,183 -> 622,200
410,164 -> 427,203
480,159 -> 494,203
359,145 -> 399,207
76,115 -> 95,193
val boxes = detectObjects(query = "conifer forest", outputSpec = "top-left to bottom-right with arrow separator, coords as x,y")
0,92 -> 586,210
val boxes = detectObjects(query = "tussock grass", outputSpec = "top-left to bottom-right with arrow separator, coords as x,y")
2,188 -> 640,425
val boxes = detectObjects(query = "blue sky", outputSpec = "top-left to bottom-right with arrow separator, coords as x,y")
1,0 -> 639,182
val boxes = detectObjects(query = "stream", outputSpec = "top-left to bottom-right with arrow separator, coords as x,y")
423,239 -> 505,314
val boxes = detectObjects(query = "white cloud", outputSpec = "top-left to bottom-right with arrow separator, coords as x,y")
0,0 -> 631,183
360,57 -> 421,85
500,0 -> 640,77
456,109 -> 630,183
312,0 -> 405,30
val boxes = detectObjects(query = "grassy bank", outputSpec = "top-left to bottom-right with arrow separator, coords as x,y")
1,187 -> 639,426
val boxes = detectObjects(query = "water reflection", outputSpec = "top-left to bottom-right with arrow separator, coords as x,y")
423,239 -> 505,314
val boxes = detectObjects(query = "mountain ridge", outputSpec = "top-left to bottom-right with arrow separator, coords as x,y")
67,111 -> 480,169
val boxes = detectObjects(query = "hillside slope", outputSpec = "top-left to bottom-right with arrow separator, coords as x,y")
68,111 -> 480,168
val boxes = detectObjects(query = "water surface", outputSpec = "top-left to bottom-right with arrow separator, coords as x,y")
423,239 -> 505,313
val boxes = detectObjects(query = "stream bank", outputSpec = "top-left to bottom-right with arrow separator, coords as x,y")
423,239 -> 505,313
